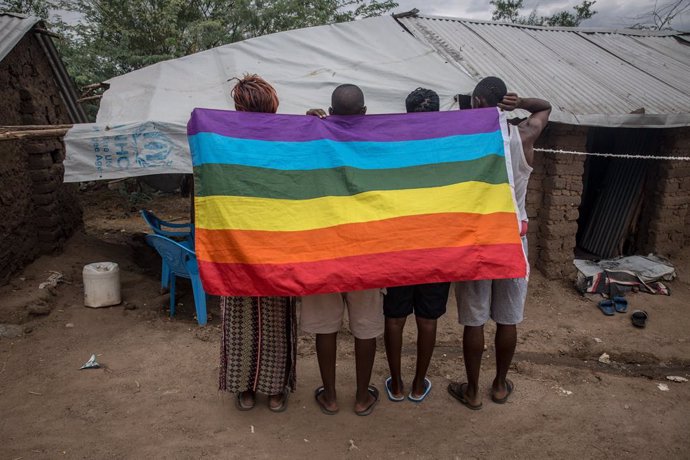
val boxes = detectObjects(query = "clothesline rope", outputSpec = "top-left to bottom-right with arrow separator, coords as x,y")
535,148 -> 690,162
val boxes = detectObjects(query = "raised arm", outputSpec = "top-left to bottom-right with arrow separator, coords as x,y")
499,93 -> 551,166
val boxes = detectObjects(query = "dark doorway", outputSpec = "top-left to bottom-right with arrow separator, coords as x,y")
576,128 -> 660,259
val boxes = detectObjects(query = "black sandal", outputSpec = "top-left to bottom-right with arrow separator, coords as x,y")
235,391 -> 255,411
490,379 -> 515,404
631,310 -> 648,328
268,387 -> 289,413
354,385 -> 379,416
447,382 -> 482,410
314,386 -> 339,415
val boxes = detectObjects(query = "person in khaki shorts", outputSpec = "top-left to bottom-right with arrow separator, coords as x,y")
303,84 -> 384,416
301,289 -> 384,416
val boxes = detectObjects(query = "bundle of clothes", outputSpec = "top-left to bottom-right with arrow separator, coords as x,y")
574,254 -> 676,298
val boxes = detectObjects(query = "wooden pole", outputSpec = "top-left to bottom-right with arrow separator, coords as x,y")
33,27 -> 61,38
81,82 -> 108,90
0,127 -> 71,141
1,124 -> 73,130
77,95 -> 103,103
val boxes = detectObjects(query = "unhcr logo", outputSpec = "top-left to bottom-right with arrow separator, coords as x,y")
132,122 -> 174,169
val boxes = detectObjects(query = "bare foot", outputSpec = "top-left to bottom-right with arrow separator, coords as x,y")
316,388 -> 338,413
235,390 -> 256,411
410,377 -> 427,399
491,378 -> 514,403
240,390 -> 255,407
447,382 -> 482,410
268,392 -> 287,411
461,383 -> 481,408
388,377 -> 404,400
354,386 -> 378,414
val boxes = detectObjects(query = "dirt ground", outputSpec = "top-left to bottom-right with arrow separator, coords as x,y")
1,185 -> 689,459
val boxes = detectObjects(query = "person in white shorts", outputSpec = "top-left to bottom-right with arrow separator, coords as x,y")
302,84 -> 384,416
448,76 -> 551,410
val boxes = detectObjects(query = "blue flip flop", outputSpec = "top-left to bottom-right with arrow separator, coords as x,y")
407,378 -> 432,403
613,296 -> 628,313
598,300 -> 615,316
384,376 -> 405,402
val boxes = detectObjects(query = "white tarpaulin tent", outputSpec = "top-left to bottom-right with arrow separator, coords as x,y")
64,16 -> 475,182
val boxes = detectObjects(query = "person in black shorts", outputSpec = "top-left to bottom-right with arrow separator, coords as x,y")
383,88 -> 450,403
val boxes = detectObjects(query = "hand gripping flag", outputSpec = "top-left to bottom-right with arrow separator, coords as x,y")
188,107 -> 526,296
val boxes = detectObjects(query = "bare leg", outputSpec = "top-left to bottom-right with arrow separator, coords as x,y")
493,323 -> 517,399
353,337 -> 377,412
462,325 -> 484,407
411,316 -> 437,397
384,316 -> 406,398
315,332 -> 338,412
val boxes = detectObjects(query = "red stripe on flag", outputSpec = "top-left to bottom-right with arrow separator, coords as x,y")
197,244 -> 526,297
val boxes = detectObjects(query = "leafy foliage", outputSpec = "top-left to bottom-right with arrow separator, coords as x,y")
490,0 -> 523,22
1,0 -> 397,87
490,0 -> 597,27
0,0 -> 55,18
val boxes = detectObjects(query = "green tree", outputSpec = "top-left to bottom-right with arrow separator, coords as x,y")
490,0 -> 523,22
2,0 -> 397,86
490,0 -> 597,27
0,0 -> 55,18
60,0 -> 397,85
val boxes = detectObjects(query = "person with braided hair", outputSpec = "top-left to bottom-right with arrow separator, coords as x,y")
382,88 -> 450,404
218,74 -> 296,413
230,74 -> 280,113
404,87 -> 440,113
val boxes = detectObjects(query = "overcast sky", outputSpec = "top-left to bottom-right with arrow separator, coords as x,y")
391,0 -> 690,31
53,0 -> 689,31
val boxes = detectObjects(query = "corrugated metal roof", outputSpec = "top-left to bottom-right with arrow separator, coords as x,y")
0,12 -> 39,63
397,14 -> 690,127
0,12 -> 87,123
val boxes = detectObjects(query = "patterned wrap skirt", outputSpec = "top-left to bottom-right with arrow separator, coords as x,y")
219,296 -> 297,395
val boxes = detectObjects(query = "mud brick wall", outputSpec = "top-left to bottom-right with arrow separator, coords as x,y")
638,128 -> 690,254
527,123 -> 587,279
0,33 -> 82,284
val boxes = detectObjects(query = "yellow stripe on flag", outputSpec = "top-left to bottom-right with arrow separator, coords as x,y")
195,182 -> 516,232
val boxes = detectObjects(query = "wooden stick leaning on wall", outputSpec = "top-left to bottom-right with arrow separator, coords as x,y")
0,125 -> 73,141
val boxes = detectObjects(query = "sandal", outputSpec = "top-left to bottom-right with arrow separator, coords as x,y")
598,300 -> 615,316
354,385 -> 379,416
447,382 -> 482,410
384,376 -> 405,402
314,386 -> 338,415
268,387 -> 289,413
631,310 -> 648,328
613,296 -> 628,313
408,378 -> 432,403
235,391 -> 255,411
490,378 -> 515,404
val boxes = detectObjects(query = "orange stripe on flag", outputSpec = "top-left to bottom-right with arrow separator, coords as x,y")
195,212 -> 520,265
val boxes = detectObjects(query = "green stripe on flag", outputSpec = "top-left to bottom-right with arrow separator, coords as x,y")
194,155 -> 509,199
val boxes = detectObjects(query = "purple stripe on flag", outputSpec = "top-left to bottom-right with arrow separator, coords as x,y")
187,107 -> 500,142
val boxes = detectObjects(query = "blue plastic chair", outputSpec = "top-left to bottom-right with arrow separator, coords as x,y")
145,234 -> 208,326
140,210 -> 194,290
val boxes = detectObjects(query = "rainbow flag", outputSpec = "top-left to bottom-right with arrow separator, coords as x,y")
188,107 -> 526,296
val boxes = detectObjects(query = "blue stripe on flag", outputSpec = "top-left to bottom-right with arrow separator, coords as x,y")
189,131 -> 505,171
